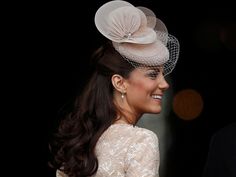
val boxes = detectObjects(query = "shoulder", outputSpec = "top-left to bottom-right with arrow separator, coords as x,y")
212,122 -> 236,142
209,122 -> 236,154
124,125 -> 159,150
124,126 -> 160,172
108,124 -> 158,143
134,126 -> 159,143
216,122 -> 236,136
101,124 -> 159,150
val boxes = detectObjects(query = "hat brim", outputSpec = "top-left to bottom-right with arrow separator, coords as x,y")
112,39 -> 169,66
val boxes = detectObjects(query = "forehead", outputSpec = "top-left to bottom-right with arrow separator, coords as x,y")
128,66 -> 162,78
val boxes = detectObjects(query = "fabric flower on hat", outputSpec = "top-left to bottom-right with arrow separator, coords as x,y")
94,0 -> 180,76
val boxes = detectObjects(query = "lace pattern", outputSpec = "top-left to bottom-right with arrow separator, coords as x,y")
56,124 -> 160,177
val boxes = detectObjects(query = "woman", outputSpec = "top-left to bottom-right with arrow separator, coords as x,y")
50,1 -> 180,177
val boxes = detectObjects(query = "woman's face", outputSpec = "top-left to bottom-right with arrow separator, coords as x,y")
124,67 -> 169,115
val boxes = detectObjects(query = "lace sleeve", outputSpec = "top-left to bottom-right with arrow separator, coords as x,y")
125,130 -> 160,177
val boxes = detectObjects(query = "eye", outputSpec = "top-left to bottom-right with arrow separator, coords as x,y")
146,69 -> 160,80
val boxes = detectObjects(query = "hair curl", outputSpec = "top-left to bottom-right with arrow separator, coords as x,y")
49,42 -> 134,177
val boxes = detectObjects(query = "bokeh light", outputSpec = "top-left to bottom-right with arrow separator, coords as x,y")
173,89 -> 204,120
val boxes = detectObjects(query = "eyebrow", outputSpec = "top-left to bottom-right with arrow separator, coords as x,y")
137,65 -> 163,73
145,67 -> 161,71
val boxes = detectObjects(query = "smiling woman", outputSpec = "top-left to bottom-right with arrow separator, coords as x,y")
49,1 -> 180,177
115,67 -> 169,121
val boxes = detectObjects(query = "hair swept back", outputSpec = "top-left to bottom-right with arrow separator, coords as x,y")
49,41 -> 134,177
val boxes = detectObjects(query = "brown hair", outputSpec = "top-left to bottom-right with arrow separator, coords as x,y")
49,41 -> 135,177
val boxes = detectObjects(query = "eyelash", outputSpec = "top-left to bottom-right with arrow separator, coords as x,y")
147,71 -> 160,79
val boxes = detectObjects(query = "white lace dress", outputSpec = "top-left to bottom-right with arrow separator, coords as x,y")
56,124 -> 160,177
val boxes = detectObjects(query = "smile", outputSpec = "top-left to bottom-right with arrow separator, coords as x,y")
151,94 -> 162,100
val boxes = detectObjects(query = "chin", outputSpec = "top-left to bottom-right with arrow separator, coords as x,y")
152,110 -> 162,114
147,107 -> 162,114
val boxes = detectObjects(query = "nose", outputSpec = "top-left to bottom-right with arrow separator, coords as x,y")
157,73 -> 169,91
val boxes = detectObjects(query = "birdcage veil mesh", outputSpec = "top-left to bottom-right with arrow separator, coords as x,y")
113,34 -> 179,76
94,0 -> 180,76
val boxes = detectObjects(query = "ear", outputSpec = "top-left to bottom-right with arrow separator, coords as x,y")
111,74 -> 127,93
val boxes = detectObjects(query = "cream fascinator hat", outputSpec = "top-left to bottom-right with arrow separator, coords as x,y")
95,0 -> 180,76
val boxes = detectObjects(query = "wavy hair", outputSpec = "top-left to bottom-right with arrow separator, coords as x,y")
49,41 -> 134,177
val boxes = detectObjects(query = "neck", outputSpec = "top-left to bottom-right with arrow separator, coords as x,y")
114,112 -> 142,125
113,92 -> 142,125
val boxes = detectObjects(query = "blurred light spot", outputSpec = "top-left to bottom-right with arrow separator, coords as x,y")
173,89 -> 204,120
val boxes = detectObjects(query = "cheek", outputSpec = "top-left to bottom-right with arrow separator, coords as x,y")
129,80 -> 155,93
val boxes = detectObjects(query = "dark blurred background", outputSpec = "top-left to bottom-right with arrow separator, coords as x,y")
11,0 -> 235,177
